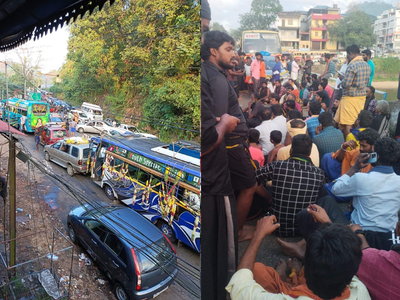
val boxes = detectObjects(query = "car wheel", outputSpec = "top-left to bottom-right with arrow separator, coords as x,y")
157,220 -> 177,243
78,128 -> 84,133
115,283 -> 130,300
104,185 -> 115,200
44,152 -> 50,161
68,225 -> 78,244
67,164 -> 74,176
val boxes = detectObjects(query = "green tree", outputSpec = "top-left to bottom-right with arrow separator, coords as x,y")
239,0 -> 282,30
328,11 -> 376,48
210,22 -> 228,33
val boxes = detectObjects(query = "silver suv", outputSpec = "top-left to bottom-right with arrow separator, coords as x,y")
44,138 -> 90,176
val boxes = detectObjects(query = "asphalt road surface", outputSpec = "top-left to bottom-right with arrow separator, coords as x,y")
16,130 -> 200,300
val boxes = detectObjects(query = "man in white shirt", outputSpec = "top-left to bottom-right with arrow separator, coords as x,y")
226,216 -> 370,300
270,104 -> 287,145
255,107 -> 280,157
290,58 -> 299,81
331,137 -> 400,250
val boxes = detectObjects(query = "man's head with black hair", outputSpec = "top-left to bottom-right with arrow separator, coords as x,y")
271,104 -> 283,117
260,107 -> 273,121
286,93 -> 296,101
325,53 -> 331,60
275,79 -> 281,87
374,138 -> 400,166
311,74 -> 317,81
362,49 -> 372,62
305,223 -> 362,300
347,44 -> 360,61
270,94 -> 280,105
249,129 -> 260,144
290,119 -> 306,129
301,81 -> 307,89
309,100 -> 321,116
275,56 -> 281,62
201,31 -> 235,69
318,112 -> 333,128
270,130 -> 282,145
285,84 -> 293,92
287,109 -> 303,120
357,110 -> 373,128
201,0 -> 211,44
291,134 -> 312,156
318,81 -> 327,90
251,92 -> 260,101
367,86 -> 375,98
286,99 -> 296,111
358,128 -> 380,154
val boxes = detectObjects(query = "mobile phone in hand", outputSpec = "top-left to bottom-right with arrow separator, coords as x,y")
309,204 -> 317,212
366,152 -> 377,164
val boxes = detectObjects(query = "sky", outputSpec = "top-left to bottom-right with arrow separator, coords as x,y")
0,27 -> 70,74
208,0 -> 395,30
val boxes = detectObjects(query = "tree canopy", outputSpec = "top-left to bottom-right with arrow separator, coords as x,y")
210,22 -> 228,33
57,0 -> 200,141
328,11 -> 376,48
239,0 -> 282,31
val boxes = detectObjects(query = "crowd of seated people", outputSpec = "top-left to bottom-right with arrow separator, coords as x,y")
229,67 -> 400,300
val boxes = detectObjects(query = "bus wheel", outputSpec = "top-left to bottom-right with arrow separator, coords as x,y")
104,185 -> 115,200
157,220 -> 177,243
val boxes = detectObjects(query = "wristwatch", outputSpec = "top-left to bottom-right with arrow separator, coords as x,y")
355,229 -> 365,236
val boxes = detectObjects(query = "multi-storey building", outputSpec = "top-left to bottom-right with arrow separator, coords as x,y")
278,5 -> 344,53
374,7 -> 400,53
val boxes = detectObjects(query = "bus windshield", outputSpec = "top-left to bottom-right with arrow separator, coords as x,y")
243,32 -> 281,54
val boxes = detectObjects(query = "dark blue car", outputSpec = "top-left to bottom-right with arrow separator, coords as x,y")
67,204 -> 177,300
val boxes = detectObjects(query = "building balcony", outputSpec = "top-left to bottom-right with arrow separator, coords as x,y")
311,13 -> 341,20
278,25 -> 300,29
311,27 -> 327,30
311,38 -> 328,42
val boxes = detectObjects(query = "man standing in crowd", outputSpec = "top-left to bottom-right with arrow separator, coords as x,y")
201,23 -> 241,300
364,86 -> 377,118
331,57 -> 348,109
251,52 -> 262,92
69,119 -> 77,137
259,54 -> 267,85
319,53 -> 335,80
272,56 -> 281,82
255,108 -> 280,159
20,115 -> 26,132
335,45 -> 371,138
362,49 -> 375,85
291,57 -> 299,81
302,55 -> 312,81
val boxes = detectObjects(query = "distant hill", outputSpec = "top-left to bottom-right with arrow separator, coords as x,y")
346,1 -> 393,17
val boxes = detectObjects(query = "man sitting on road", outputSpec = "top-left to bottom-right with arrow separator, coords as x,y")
255,135 -> 324,237
270,104 -> 287,144
345,110 -> 374,149
255,108 -> 280,160
331,137 -> 400,250
226,216 -> 370,300
277,119 -> 320,167
305,101 -> 322,138
320,128 -> 379,182
312,112 -> 344,159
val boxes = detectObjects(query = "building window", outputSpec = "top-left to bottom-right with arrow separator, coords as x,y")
330,41 -> 334,45
315,31 -> 318,37
288,19 -> 293,25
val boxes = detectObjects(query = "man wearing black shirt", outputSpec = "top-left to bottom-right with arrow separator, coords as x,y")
201,30 -> 242,300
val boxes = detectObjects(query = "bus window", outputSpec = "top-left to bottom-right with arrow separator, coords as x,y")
113,158 -> 124,172
127,164 -> 139,179
137,170 -> 150,185
150,176 -> 161,191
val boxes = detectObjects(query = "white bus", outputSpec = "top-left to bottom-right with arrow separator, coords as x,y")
81,102 -> 103,121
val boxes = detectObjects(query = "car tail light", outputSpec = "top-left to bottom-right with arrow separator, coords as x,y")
162,233 -> 176,254
78,160 -> 82,165
131,248 -> 142,291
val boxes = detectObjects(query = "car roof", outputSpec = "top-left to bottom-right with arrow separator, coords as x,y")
91,206 -> 162,248
45,126 -> 65,130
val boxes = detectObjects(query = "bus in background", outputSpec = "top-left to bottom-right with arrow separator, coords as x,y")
241,30 -> 288,81
241,30 -> 282,56
88,136 -> 201,252
1,98 -> 50,132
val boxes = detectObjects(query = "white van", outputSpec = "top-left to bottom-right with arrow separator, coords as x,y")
81,102 -> 103,121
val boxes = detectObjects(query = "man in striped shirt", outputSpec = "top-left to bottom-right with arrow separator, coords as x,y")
334,45 -> 371,139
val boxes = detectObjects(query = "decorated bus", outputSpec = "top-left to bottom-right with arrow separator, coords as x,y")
88,135 -> 201,252
1,98 -> 50,132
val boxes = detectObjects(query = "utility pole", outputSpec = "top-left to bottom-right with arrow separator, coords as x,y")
4,61 -> 16,269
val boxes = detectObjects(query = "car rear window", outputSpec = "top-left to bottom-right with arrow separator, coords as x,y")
83,148 -> 90,159
54,130 -> 67,138
136,237 -> 175,274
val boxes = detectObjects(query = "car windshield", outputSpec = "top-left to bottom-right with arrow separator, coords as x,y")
51,117 -> 63,122
93,110 -> 102,115
79,112 -> 87,117
54,130 -> 67,138
263,59 -> 276,70
136,237 -> 175,273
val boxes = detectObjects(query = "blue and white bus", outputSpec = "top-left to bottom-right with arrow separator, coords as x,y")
1,98 -> 50,132
88,135 -> 201,252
